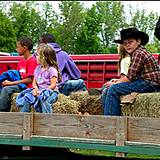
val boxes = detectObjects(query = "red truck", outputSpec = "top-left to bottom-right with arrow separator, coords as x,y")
0,54 -> 159,89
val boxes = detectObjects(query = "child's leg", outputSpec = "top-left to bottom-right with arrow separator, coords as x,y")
41,91 -> 59,113
0,85 -> 22,111
20,101 -> 31,112
16,88 -> 35,112
101,87 -> 109,109
104,79 -> 157,116
59,79 -> 86,96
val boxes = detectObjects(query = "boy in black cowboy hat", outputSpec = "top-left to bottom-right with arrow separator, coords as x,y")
103,27 -> 160,116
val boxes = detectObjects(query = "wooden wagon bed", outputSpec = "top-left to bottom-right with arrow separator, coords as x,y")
0,112 -> 160,158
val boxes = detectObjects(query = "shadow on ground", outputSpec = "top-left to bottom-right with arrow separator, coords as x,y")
0,145 -> 158,160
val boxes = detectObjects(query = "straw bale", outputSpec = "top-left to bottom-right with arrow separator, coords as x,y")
10,91 -> 160,118
70,91 -> 103,115
121,92 -> 160,118
53,94 -> 79,114
11,93 -> 20,112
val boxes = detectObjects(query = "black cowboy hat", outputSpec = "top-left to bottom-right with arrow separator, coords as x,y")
113,28 -> 149,46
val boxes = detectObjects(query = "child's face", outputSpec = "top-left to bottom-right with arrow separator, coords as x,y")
122,38 -> 141,54
16,42 -> 26,56
36,49 -> 45,66
36,52 -> 41,64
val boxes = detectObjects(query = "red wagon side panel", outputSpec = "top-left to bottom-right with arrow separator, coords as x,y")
0,54 -> 158,89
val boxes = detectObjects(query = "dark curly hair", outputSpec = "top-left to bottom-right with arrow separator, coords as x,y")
17,37 -> 33,51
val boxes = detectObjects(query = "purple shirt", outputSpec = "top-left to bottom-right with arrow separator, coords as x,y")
34,65 -> 58,90
47,43 -> 81,85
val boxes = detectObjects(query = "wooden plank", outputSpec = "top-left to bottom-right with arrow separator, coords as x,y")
116,117 -> 127,157
0,134 -> 21,139
126,141 -> 160,147
33,114 -> 117,140
0,112 -> 23,135
120,92 -> 138,104
128,117 -> 160,144
0,113 -> 159,156
22,113 -> 33,150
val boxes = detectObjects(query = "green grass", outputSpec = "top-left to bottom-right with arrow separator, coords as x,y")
70,149 -> 160,159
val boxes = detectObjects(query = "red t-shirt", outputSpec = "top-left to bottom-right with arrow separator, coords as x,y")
17,56 -> 37,88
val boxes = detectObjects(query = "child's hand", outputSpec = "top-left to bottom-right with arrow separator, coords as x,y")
2,80 -> 12,86
32,89 -> 39,96
105,81 -> 115,87
110,78 -> 118,83
103,79 -> 118,88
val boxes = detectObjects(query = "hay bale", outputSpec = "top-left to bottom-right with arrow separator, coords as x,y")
70,91 -> 103,115
121,92 -> 160,118
10,93 -> 79,114
11,91 -> 160,118
11,93 -> 20,112
53,94 -> 79,114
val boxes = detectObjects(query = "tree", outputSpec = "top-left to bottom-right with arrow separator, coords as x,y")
96,1 -> 126,50
0,11 -> 16,52
75,5 -> 103,54
8,2 -> 46,44
52,1 -> 85,53
40,2 -> 59,34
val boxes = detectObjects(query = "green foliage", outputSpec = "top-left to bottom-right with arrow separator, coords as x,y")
96,1 -> 126,48
52,1 -> 85,53
146,38 -> 160,53
0,1 -> 159,54
40,2 -> 59,34
75,5 -> 103,54
0,11 -> 16,52
8,2 -> 47,44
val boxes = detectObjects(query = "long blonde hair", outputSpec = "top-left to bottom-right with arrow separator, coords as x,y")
37,43 -> 61,82
117,44 -> 128,74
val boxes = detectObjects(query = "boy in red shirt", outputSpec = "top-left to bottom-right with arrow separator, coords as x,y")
0,37 -> 37,111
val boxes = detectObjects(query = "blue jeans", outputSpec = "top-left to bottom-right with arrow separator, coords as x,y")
59,79 -> 86,96
102,79 -> 160,116
19,89 -> 59,113
101,87 -> 109,109
0,85 -> 22,111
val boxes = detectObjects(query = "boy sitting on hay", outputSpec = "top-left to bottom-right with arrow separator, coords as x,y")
102,27 -> 160,116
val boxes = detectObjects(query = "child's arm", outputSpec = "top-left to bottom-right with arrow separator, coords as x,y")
32,77 -> 39,96
48,77 -> 57,90
32,77 -> 38,90
2,77 -> 33,86
116,75 -> 130,83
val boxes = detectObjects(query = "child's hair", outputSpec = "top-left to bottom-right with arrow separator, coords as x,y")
37,43 -> 61,82
117,44 -> 128,74
17,37 -> 33,51
40,33 -> 55,43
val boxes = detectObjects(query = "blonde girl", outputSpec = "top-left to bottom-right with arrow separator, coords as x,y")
32,43 -> 61,95
117,44 -> 130,78
101,44 -> 130,107
16,44 -> 61,113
